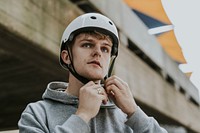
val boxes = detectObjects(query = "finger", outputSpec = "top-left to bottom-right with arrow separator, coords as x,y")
96,87 -> 107,95
80,83 -> 102,95
106,78 -> 124,91
113,76 -> 127,85
98,94 -> 108,104
96,87 -> 108,101
82,83 -> 108,101
106,84 -> 121,97
85,81 -> 95,87
86,84 -> 102,90
105,76 -> 120,85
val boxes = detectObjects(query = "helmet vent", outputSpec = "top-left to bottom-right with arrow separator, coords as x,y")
90,16 -> 97,19
109,21 -> 113,25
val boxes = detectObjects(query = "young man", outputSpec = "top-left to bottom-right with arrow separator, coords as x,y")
18,13 -> 167,133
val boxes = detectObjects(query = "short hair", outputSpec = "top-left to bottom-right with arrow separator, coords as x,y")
66,30 -> 113,49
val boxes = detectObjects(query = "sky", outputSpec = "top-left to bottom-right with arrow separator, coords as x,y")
161,0 -> 200,94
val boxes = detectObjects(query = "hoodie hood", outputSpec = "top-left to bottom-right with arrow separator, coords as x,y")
42,81 -> 116,108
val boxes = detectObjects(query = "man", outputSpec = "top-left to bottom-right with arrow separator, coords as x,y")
18,13 -> 167,133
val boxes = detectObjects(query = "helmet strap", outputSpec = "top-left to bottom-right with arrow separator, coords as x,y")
66,46 -> 90,84
108,56 -> 117,77
67,64 -> 90,84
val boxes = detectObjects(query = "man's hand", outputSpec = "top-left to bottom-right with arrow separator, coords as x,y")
76,81 -> 108,123
105,75 -> 137,117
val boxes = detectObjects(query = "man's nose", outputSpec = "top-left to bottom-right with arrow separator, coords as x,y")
92,45 -> 102,57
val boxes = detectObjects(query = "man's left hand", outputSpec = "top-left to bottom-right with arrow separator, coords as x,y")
105,75 -> 137,117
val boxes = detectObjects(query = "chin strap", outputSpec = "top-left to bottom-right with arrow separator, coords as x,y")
108,56 -> 117,77
67,65 -> 90,84
66,46 -> 90,84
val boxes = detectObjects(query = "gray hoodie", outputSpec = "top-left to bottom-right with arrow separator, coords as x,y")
18,82 -> 167,133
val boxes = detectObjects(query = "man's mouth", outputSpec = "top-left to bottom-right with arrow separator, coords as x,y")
88,60 -> 101,67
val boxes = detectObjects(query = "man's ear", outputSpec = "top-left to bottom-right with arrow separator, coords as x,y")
61,50 -> 71,64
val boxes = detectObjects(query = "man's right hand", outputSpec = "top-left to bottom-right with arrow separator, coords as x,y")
75,81 -> 108,123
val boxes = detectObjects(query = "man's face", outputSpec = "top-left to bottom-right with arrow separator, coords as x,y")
71,33 -> 112,81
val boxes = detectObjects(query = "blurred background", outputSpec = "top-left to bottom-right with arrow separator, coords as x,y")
0,0 -> 199,133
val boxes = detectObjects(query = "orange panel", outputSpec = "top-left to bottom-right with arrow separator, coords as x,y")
124,0 -> 171,24
124,0 -> 186,64
186,72 -> 192,77
157,31 -> 186,63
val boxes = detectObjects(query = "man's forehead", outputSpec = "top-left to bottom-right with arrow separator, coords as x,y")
76,33 -> 113,46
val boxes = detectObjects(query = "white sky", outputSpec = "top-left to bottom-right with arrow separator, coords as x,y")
161,0 -> 200,94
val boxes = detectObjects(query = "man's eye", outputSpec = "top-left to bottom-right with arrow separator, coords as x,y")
83,43 -> 92,48
101,47 -> 109,53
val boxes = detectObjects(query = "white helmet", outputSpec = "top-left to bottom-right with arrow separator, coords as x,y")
60,13 -> 119,84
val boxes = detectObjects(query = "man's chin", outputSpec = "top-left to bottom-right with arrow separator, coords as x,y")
87,75 -> 104,82
81,71 -> 106,82
88,77 -> 103,82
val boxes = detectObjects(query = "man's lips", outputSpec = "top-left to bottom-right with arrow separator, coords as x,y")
87,60 -> 102,67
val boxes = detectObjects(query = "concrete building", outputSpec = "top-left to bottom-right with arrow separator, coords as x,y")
0,0 -> 199,132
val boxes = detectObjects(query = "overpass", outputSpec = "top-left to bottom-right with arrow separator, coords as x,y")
0,0 -> 199,132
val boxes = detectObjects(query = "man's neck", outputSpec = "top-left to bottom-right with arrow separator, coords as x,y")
65,75 -> 83,97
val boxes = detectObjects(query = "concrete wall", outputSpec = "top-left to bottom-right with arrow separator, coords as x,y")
0,0 -> 83,56
0,130 -> 18,133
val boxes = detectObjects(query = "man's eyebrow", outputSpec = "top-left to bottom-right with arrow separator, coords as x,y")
102,43 -> 112,47
78,38 -> 94,43
78,38 -> 112,47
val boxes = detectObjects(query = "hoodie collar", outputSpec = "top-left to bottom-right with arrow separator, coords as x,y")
42,81 -> 116,108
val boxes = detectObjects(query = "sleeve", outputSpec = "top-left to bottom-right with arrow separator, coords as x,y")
54,115 -> 90,133
18,111 -> 49,133
125,107 -> 168,133
18,105 -> 90,133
